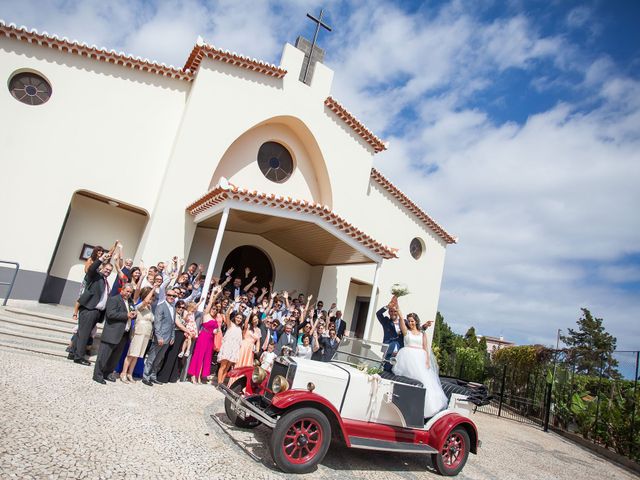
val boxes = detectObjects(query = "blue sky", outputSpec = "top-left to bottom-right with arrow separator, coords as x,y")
2,0 -> 639,349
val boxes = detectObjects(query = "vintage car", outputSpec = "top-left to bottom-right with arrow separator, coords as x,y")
217,338 -> 489,476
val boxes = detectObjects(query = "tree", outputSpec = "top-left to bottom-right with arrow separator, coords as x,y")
432,312 -> 464,375
478,336 -> 488,354
464,327 -> 478,349
561,308 -> 618,378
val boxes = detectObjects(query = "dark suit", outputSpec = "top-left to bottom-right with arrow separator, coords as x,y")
72,259 -> 108,361
318,336 -> 339,362
333,317 -> 347,339
275,330 -> 297,356
93,295 -> 132,380
377,306 -> 404,372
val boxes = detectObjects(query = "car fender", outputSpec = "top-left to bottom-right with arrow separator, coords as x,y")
427,412 -> 479,454
227,366 -> 266,395
270,389 -> 350,445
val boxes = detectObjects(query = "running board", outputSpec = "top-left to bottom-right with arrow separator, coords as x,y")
348,436 -> 438,454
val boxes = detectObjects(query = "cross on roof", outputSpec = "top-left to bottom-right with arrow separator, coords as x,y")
302,8 -> 332,84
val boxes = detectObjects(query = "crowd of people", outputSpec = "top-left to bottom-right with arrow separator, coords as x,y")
66,241 -> 349,386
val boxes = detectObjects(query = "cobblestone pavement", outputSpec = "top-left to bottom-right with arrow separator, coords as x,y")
0,346 -> 636,480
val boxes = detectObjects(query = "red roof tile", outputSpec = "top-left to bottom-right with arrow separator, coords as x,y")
183,39 -> 287,78
370,168 -> 457,244
324,97 -> 387,153
0,20 -> 192,81
186,185 -> 398,260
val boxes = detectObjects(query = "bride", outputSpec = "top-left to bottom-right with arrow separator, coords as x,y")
391,299 -> 448,418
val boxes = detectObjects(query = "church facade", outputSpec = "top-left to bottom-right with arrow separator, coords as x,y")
0,21 -> 456,341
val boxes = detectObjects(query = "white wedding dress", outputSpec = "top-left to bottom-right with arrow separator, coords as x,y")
392,330 -> 449,418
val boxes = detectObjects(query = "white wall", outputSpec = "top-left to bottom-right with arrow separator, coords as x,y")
0,37 -> 188,274
211,122 -> 331,206
50,193 -> 147,282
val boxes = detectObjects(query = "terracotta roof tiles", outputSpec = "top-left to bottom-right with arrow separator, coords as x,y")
370,168 -> 457,244
0,20 -> 192,81
186,185 -> 398,260
183,37 -> 287,78
324,96 -> 387,153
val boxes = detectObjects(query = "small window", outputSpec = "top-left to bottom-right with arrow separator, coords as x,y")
410,237 -> 424,260
9,71 -> 52,106
257,141 -> 294,183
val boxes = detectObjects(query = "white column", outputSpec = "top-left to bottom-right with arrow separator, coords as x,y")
364,262 -> 382,340
198,207 -> 230,312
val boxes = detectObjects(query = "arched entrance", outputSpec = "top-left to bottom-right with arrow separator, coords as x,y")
220,245 -> 274,291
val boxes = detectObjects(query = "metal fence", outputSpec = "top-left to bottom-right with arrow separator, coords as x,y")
440,348 -> 640,465
550,349 -> 639,463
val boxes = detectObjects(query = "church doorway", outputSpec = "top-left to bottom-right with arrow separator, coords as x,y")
351,297 -> 370,339
220,245 -> 274,292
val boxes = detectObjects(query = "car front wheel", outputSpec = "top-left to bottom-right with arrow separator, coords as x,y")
270,407 -> 331,474
433,427 -> 470,476
224,381 -> 260,429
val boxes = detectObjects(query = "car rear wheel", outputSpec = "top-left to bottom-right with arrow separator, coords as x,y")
433,427 -> 470,476
270,407 -> 331,474
224,381 -> 260,429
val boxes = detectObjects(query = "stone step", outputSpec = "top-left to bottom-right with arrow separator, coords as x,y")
0,325 -> 71,346
0,330 -> 98,360
0,313 -> 75,338
0,339 -> 69,358
2,306 -> 77,326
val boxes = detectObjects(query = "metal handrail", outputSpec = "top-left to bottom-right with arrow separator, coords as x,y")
0,261 -> 20,306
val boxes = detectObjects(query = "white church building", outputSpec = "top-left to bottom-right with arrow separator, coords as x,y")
0,20 -> 456,341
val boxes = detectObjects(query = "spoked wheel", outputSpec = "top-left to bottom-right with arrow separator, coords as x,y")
270,408 -> 331,474
224,381 -> 260,429
433,427 -> 470,476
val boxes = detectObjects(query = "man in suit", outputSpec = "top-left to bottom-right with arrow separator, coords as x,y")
333,311 -> 347,339
318,327 -> 340,362
377,300 -> 405,372
93,284 -> 136,384
70,252 -> 112,365
275,322 -> 297,356
142,288 -> 177,386
260,316 -> 279,352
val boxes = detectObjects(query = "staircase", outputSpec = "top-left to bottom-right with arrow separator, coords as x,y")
0,302 -> 100,359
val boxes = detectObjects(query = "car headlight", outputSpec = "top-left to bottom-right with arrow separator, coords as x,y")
252,366 -> 267,384
272,375 -> 289,394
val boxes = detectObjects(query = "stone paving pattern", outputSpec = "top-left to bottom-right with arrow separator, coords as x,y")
0,346 -> 636,480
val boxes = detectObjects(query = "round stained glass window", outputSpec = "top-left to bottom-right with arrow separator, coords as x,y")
410,237 -> 424,260
257,141 -> 294,183
9,71 -> 52,106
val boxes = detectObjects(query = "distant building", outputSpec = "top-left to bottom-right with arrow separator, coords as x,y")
477,335 -> 515,355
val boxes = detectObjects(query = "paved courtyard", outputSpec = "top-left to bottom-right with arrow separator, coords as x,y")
0,346 -> 636,480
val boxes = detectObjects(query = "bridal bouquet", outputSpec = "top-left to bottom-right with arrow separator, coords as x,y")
391,283 -> 410,297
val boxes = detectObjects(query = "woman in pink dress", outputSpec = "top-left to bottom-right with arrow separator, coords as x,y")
217,303 -> 244,384
236,312 -> 262,368
187,286 -> 222,384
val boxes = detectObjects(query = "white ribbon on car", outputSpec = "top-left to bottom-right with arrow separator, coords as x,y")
366,373 -> 382,421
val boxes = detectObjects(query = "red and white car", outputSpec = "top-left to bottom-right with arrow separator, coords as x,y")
218,338 -> 488,476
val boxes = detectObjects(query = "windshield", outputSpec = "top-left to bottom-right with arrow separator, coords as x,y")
332,337 -> 389,370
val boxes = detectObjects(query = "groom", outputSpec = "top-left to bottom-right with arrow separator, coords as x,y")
376,297 -> 405,372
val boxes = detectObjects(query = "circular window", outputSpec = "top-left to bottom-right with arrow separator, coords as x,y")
257,141 -> 294,183
8,71 -> 52,106
410,237 -> 424,260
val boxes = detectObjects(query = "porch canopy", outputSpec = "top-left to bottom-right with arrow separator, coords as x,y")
186,181 -> 397,332
186,183 -> 397,266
